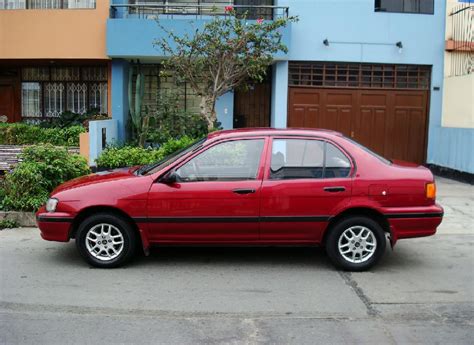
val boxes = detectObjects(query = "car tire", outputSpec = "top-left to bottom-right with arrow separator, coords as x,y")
75,213 -> 137,268
325,216 -> 386,271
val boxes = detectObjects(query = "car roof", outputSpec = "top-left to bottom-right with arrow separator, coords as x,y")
207,127 -> 343,141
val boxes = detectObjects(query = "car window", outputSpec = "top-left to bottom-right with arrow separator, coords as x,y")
325,142 -> 352,178
176,139 -> 265,182
270,139 -> 351,180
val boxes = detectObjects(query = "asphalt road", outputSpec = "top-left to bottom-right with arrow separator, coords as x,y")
1,177 -> 473,345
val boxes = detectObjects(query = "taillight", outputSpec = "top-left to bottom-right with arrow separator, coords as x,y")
426,182 -> 436,199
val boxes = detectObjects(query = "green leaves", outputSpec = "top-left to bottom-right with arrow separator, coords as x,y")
154,12 -> 298,127
0,123 -> 85,146
2,145 -> 90,211
95,136 -> 197,170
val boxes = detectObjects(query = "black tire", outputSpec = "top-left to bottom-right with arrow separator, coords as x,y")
75,213 -> 137,268
325,216 -> 386,271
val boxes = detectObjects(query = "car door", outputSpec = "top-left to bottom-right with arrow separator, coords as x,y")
260,137 -> 353,242
146,137 -> 268,242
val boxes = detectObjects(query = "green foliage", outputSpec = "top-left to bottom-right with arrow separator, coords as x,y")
0,219 -> 18,229
2,145 -> 90,211
154,9 -> 297,128
0,123 -> 85,146
96,136 -> 196,170
146,91 -> 213,145
95,146 -> 161,170
128,64 -> 152,147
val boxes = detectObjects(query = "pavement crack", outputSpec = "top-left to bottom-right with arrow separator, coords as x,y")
338,271 -> 379,317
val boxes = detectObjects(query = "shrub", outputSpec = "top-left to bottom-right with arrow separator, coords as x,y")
96,136 -> 197,170
0,123 -> 85,146
144,91 -> 220,145
0,219 -> 18,229
95,146 -> 160,170
2,145 -> 90,211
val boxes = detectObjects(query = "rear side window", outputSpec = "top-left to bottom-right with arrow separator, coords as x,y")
270,139 -> 351,180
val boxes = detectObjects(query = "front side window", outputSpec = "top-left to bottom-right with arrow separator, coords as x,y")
270,139 -> 351,180
375,0 -> 434,14
176,139 -> 265,182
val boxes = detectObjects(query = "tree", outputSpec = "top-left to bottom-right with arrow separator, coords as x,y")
154,7 -> 297,130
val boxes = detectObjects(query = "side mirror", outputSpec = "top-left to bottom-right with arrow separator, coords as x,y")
160,171 -> 178,184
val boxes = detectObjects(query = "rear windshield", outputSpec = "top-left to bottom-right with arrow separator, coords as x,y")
344,137 -> 392,165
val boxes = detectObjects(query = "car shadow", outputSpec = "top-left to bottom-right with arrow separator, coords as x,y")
138,246 -> 332,268
49,241 -> 419,271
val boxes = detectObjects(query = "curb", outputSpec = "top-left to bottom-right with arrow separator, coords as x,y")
0,211 -> 36,227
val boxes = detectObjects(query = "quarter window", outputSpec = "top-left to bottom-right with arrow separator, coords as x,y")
176,139 -> 264,182
270,139 -> 351,180
374,0 -> 434,14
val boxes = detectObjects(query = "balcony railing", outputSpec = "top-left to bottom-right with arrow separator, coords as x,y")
110,4 -> 289,20
0,0 -> 96,9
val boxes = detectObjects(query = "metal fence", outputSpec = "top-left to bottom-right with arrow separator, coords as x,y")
110,3 -> 288,20
447,3 -> 473,77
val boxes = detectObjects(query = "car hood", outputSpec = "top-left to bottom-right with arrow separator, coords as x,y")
51,167 -> 139,195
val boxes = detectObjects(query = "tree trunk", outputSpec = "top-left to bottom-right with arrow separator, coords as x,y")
200,95 -> 217,131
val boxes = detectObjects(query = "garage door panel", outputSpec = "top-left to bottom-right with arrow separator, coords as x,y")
288,107 -> 305,127
288,86 -> 429,164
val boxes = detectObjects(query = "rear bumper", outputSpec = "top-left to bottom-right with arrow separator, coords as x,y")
386,204 -> 444,245
36,208 -> 73,242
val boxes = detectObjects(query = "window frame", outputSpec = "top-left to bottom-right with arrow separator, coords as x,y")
171,137 -> 268,183
265,136 -> 355,181
374,0 -> 434,15
20,65 -> 108,119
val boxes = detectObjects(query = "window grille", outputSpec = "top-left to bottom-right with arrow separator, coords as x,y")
374,0 -> 434,15
0,0 -> 95,9
21,65 -> 108,118
289,62 -> 431,90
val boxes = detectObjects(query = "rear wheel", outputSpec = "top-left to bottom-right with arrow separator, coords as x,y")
326,216 -> 386,271
75,213 -> 137,268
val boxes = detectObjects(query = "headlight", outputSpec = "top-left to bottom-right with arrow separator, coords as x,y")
45,198 -> 59,212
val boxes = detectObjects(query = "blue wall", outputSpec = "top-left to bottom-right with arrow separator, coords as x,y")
111,59 -> 129,142
107,0 -> 472,173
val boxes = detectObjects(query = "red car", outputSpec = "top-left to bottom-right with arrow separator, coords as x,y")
36,128 -> 443,271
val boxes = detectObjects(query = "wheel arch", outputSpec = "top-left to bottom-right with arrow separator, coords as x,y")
322,207 -> 391,246
69,206 -> 144,252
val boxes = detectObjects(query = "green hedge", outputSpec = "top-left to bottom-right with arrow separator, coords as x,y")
96,136 -> 196,170
1,145 -> 90,211
0,123 -> 85,146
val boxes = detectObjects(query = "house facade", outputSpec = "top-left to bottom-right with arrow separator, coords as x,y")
1,0 -> 472,176
0,0 -> 110,122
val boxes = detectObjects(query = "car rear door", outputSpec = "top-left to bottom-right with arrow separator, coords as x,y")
146,137 -> 268,242
259,137 -> 353,242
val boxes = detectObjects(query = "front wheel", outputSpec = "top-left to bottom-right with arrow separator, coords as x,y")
76,213 -> 137,268
325,216 -> 386,271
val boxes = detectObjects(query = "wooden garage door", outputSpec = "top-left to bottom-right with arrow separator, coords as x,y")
288,63 -> 430,164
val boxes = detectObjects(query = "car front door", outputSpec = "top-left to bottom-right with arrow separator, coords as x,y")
147,137 -> 267,242
260,137 -> 353,242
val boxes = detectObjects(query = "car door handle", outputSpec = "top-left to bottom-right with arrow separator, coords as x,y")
232,188 -> 256,195
324,186 -> 346,193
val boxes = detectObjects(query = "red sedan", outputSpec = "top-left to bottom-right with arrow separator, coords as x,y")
36,128 -> 443,271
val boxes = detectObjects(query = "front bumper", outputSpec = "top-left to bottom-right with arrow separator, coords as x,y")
387,204 -> 444,245
36,207 -> 74,242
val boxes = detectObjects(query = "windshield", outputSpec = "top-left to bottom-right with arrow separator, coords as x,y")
137,138 -> 207,176
344,137 -> 392,165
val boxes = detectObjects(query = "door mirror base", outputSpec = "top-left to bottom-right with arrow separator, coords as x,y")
159,171 -> 178,184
